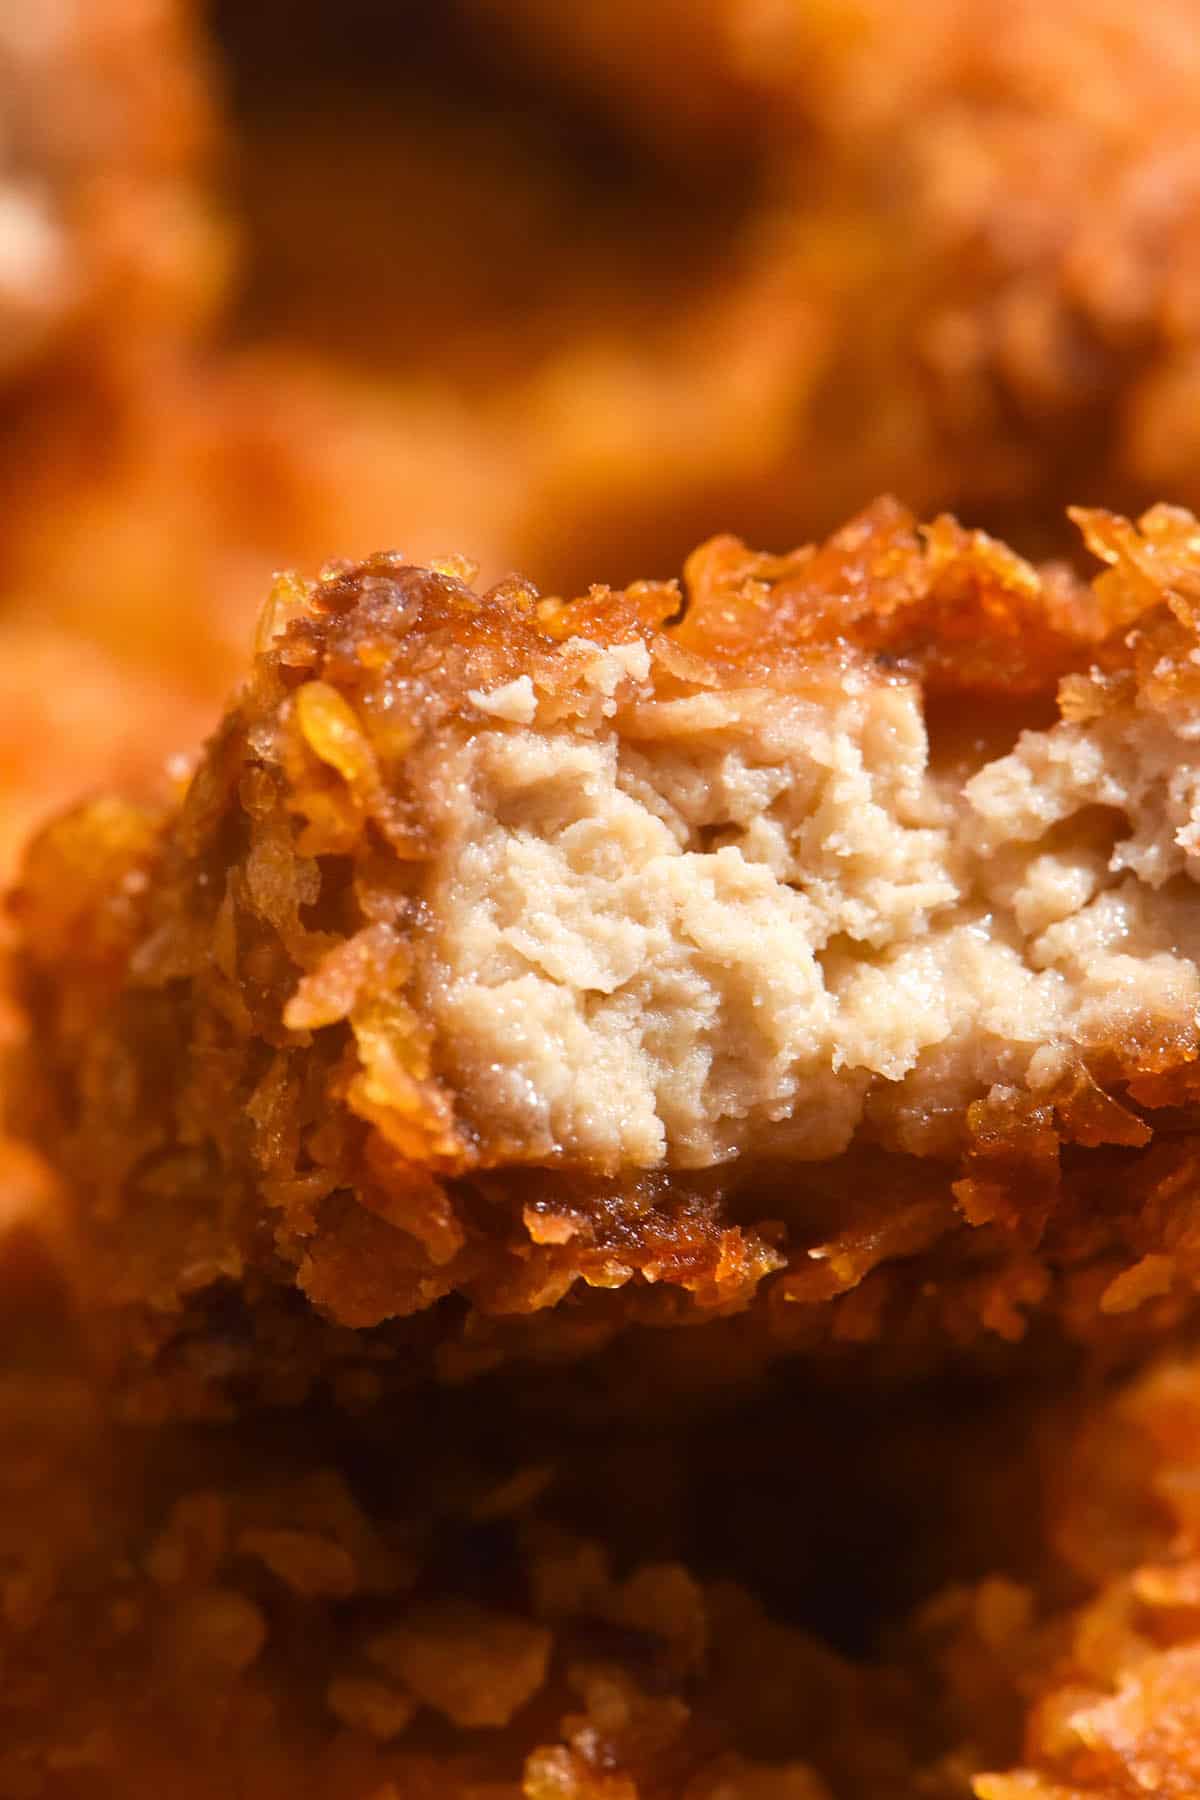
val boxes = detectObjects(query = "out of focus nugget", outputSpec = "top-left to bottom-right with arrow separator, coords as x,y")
920,1347 -> 1200,1797
466,0 -> 1200,590
0,1367 -> 928,1800
0,0 -> 227,386
0,0 -> 232,858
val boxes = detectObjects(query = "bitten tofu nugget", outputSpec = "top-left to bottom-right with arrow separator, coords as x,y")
18,500 -> 1200,1395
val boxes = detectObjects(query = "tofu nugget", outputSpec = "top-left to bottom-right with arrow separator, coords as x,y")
18,500 -> 1200,1399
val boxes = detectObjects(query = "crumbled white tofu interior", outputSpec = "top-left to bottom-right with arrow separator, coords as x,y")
420,640 -> 1200,1172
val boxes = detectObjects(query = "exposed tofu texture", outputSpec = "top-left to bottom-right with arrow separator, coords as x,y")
17,498 -> 1200,1391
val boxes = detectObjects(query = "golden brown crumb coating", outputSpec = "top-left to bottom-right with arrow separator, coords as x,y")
16,500 -> 1200,1405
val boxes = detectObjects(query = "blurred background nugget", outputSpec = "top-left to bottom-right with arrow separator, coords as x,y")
0,0 -> 225,388
9,1298 -> 1200,1797
463,0 -> 1200,583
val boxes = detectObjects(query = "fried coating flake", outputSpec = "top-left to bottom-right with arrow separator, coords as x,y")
18,500 -> 1200,1398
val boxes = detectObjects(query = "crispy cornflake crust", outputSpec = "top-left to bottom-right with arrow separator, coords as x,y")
16,498 -> 1200,1407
